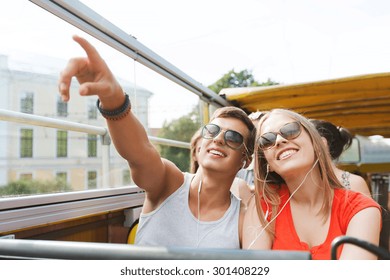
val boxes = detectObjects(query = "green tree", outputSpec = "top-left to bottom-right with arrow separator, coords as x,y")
157,69 -> 278,172
208,69 -> 278,94
158,106 -> 201,172
0,178 -> 72,197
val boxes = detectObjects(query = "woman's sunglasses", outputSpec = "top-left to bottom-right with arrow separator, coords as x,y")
257,121 -> 302,150
201,123 -> 244,150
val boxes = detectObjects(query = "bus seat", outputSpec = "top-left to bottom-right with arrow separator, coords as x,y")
127,219 -> 139,244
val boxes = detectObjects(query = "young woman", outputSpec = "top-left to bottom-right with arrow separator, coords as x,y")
242,109 -> 381,259
311,119 -> 371,197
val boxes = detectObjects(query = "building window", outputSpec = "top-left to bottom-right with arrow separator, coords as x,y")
20,91 -> 34,114
122,169 -> 131,185
88,134 -> 97,157
57,130 -> 68,157
56,172 -> 67,183
88,171 -> 97,189
57,96 -> 68,117
20,128 -> 33,158
20,173 -> 33,181
88,99 -> 97,119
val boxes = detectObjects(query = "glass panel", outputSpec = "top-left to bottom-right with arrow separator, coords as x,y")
20,91 -> 34,114
87,134 -> 97,157
88,99 -> 97,119
20,129 -> 33,158
87,171 -> 97,189
57,97 -> 68,117
56,172 -> 67,183
338,137 -> 360,163
122,169 -> 131,185
56,130 -> 68,158
1,0 -> 198,197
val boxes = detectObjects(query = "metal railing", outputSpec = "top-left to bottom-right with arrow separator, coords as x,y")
29,0 -> 230,109
0,108 -> 111,186
0,109 -> 188,232
0,109 -> 189,187
0,239 -> 312,260
1,0 -> 205,235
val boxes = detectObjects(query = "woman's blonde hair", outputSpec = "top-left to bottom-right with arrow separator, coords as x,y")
253,109 -> 343,237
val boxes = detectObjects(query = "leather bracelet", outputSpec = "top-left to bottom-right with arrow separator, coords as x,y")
96,93 -> 131,120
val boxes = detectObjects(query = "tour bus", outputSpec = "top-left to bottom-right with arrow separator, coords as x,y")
220,74 -> 390,254
0,0 -> 388,260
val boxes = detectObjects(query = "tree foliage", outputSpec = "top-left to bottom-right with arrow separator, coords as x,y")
157,69 -> 278,172
0,178 -> 72,197
208,69 -> 278,94
158,106 -> 201,172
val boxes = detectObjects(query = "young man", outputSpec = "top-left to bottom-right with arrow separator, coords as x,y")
58,35 -> 256,248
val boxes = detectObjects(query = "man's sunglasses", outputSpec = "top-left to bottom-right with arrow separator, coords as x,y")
257,121 -> 302,150
201,123 -> 245,150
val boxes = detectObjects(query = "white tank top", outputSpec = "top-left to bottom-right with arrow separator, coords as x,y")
135,172 -> 241,248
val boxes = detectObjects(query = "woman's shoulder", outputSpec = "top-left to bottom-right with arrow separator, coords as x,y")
333,188 -> 381,233
347,173 -> 372,197
336,168 -> 371,196
334,188 -> 379,210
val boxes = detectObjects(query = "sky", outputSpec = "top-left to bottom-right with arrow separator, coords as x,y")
1,0 -> 390,127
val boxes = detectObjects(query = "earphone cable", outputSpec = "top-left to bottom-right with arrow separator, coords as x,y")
248,158 -> 319,249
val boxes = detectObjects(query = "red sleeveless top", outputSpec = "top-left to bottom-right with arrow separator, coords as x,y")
262,185 -> 380,260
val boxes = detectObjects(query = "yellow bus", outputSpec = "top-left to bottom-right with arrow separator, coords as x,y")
0,0 -> 388,262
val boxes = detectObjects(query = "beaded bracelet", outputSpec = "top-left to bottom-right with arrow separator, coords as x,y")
96,93 -> 131,120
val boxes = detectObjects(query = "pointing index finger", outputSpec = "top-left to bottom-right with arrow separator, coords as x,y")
72,35 -> 104,66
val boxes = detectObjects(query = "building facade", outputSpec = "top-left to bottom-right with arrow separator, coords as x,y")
0,54 -> 153,191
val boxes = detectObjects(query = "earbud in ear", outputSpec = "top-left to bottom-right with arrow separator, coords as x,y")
266,164 -> 270,173
242,160 -> 247,169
